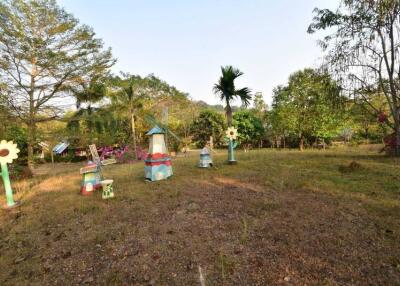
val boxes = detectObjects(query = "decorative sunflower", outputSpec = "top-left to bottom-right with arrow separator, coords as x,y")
0,140 -> 20,165
225,127 -> 238,140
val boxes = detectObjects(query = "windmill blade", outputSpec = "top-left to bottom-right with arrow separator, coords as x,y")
144,114 -> 165,129
166,128 -> 182,142
144,114 -> 182,142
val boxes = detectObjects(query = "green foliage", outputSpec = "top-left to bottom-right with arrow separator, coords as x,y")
0,0 -> 115,167
213,66 -> 252,126
191,110 -> 226,148
233,110 -> 264,147
107,73 -> 191,150
4,126 -> 28,156
66,106 -> 129,147
309,0 -> 400,154
253,92 -> 267,116
270,69 -> 346,148
347,95 -> 391,143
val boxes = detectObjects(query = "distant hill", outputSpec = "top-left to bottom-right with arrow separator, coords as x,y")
194,100 -> 241,112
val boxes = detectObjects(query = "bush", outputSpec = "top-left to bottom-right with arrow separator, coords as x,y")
191,110 -> 226,148
8,164 -> 33,180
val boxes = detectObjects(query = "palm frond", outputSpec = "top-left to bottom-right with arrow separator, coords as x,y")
213,65 -> 251,106
235,87 -> 252,107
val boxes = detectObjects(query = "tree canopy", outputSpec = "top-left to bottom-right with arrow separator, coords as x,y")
213,66 -> 252,127
0,0 -> 115,168
191,110 -> 226,148
270,69 -> 346,149
308,0 -> 400,154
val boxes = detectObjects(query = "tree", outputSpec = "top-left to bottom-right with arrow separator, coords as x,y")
253,92 -> 268,116
348,92 -> 391,142
191,110 -> 226,148
0,0 -> 115,169
108,73 -> 189,155
108,75 -> 148,159
233,110 -> 264,149
269,85 -> 297,148
213,66 -> 252,127
308,0 -> 400,155
271,69 -> 345,150
66,106 -> 128,147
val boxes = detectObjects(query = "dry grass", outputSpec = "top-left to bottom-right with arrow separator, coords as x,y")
0,147 -> 399,285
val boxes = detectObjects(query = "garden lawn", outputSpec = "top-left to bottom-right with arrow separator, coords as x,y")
0,147 -> 399,285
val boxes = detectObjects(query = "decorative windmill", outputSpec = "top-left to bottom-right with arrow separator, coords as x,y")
144,126 -> 172,181
0,140 -> 21,209
144,114 -> 182,149
144,115 -> 182,181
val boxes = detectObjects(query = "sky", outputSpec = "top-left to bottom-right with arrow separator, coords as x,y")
58,0 -> 339,106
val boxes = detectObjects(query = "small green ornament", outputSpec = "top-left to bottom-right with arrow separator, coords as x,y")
0,140 -> 21,209
101,180 -> 114,199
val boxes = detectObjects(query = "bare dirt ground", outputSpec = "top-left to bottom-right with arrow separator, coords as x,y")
0,148 -> 399,285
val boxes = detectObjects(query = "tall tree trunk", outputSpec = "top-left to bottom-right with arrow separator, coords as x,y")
27,121 -> 36,171
28,70 -> 36,171
395,111 -> 400,156
226,102 -> 233,127
130,109 -> 137,160
299,135 -> 304,151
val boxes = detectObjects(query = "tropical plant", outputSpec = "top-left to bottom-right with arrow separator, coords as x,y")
213,66 -> 252,127
108,73 -> 189,156
108,75 -> 150,159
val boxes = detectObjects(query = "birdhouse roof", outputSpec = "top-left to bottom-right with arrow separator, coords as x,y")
146,125 -> 165,135
53,141 -> 69,154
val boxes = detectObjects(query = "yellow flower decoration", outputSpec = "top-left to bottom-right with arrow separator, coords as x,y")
0,140 -> 20,165
225,127 -> 238,140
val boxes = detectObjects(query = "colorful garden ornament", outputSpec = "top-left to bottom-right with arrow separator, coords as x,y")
144,126 -> 173,181
101,179 -> 114,199
226,127 -> 238,164
198,145 -> 213,168
80,162 -> 102,196
0,140 -> 21,209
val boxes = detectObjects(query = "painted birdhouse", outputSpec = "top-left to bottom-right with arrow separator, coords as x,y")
198,146 -> 213,168
144,126 -> 173,181
80,163 -> 102,195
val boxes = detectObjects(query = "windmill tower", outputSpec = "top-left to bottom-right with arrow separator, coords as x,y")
144,126 -> 173,181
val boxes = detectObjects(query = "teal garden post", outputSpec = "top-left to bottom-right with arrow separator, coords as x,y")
225,127 -> 238,164
0,140 -> 20,209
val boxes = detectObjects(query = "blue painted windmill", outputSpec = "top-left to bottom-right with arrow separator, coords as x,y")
143,115 -> 182,181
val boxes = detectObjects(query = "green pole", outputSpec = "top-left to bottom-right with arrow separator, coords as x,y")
1,162 -> 16,207
228,139 -> 237,164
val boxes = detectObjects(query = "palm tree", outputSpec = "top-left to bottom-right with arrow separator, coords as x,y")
213,66 -> 252,126
72,77 -> 108,144
108,75 -> 148,160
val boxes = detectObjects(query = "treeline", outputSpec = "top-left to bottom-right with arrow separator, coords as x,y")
1,68 -> 389,157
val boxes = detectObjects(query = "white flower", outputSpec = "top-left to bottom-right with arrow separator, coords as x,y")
225,127 -> 238,140
0,140 -> 19,165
